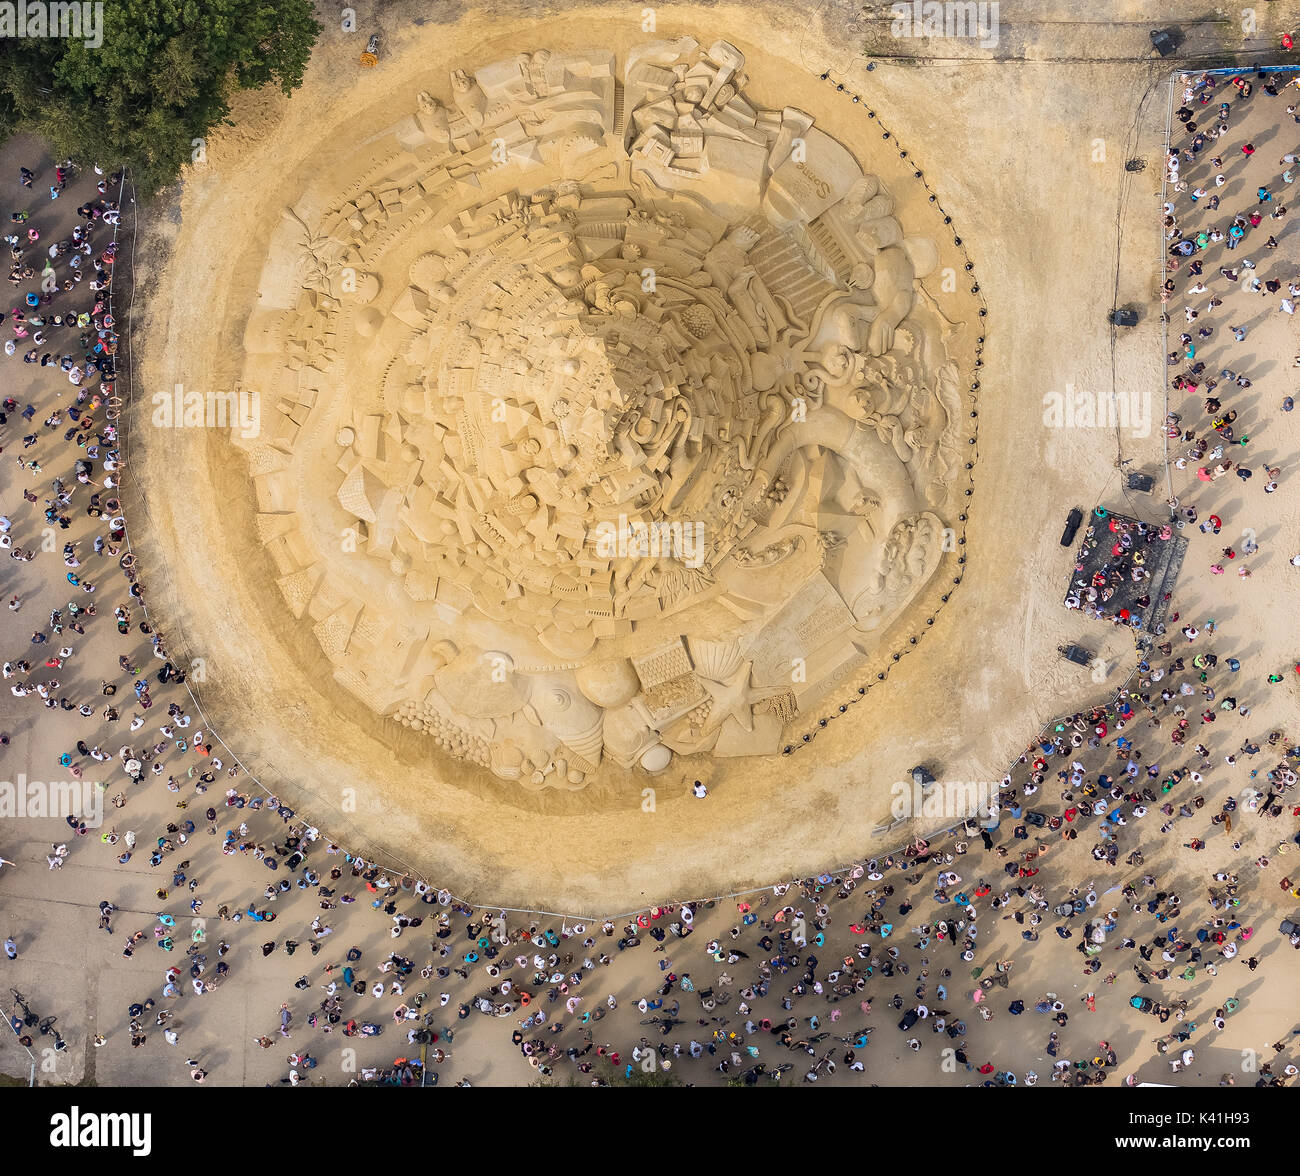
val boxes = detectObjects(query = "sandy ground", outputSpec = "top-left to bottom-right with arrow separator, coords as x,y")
125,0 -> 1180,915
2,1 -> 1299,1089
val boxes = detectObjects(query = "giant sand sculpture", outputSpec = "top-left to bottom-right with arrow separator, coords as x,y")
231,37 -> 973,792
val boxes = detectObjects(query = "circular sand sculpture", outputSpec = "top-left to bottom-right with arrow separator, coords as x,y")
232,37 -> 969,792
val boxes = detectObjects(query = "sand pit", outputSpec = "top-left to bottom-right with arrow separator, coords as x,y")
128,3 -> 1157,912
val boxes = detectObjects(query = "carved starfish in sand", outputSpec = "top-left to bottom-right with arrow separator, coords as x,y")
697,659 -> 785,735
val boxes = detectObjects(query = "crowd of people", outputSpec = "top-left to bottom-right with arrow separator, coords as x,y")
1164,71 -> 1295,536
1065,511 -> 1176,627
1,69 -> 1299,1087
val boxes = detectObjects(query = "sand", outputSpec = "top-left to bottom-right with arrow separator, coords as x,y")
124,0 -> 1173,915
3,2 -> 1300,1088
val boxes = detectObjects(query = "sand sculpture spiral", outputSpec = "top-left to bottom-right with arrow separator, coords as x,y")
234,37 -> 973,791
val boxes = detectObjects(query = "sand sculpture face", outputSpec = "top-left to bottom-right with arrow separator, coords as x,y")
236,38 -> 971,791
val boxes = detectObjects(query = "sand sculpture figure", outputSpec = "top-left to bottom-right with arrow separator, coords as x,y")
235,38 -> 971,791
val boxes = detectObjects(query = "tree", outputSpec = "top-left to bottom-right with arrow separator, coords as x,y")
605,1062 -> 683,1087
0,0 -> 320,196
533,1062 -> 685,1087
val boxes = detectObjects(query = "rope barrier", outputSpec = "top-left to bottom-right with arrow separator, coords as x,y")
776,64 -> 985,754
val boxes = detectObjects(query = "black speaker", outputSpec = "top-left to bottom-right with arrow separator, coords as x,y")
1110,308 -> 1139,327
1150,29 -> 1175,57
1127,473 -> 1156,492
1060,507 -> 1083,547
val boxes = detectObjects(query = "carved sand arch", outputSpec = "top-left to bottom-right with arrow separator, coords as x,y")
237,37 -> 973,792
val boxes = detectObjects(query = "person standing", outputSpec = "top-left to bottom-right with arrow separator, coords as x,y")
3,937 -> 17,960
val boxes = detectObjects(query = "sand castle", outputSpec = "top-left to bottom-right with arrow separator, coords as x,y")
229,38 -> 973,791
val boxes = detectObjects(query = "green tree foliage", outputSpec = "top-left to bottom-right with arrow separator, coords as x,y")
613,1066 -> 682,1087
0,0 -> 320,195
533,1062 -> 684,1088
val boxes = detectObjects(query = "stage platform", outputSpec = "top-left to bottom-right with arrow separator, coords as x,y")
1062,508 -> 1188,637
